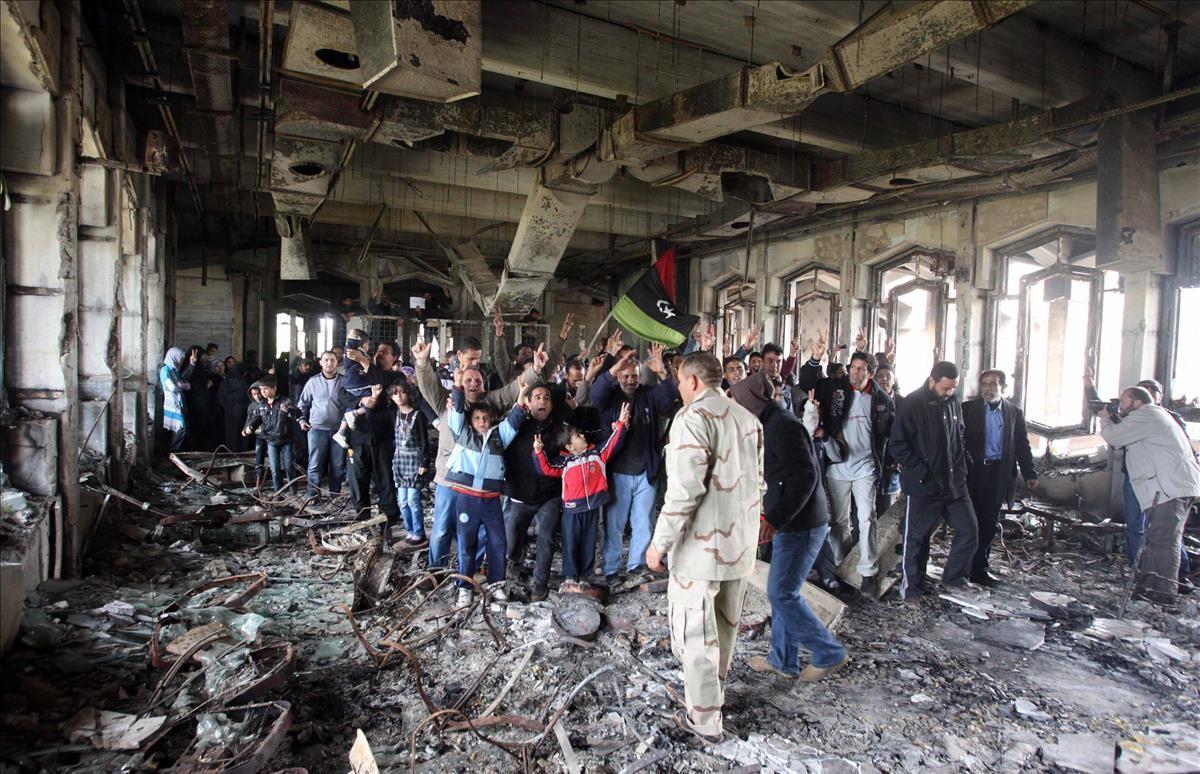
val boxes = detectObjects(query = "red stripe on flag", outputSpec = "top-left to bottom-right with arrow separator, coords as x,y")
654,242 -> 676,303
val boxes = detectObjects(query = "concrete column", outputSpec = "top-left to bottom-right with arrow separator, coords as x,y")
1097,110 -> 1163,387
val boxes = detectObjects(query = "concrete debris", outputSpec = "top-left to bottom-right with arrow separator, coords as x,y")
975,618 -> 1046,650
0,459 -> 1196,771
348,728 -> 380,774
1013,698 -> 1052,721
1116,723 -> 1200,773
1041,733 -> 1116,773
64,708 -> 166,751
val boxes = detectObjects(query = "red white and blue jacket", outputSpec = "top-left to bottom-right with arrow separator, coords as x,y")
534,422 -> 626,515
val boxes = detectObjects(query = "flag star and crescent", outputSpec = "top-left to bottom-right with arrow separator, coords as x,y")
610,241 -> 699,347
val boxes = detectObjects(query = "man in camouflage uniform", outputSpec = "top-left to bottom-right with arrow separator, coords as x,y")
646,351 -> 764,741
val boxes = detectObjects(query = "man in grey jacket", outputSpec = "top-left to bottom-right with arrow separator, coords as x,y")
1100,386 -> 1200,604
298,351 -> 345,498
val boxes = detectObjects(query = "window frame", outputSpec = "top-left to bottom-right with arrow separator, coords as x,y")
782,264 -> 842,351
1012,263 -> 1103,437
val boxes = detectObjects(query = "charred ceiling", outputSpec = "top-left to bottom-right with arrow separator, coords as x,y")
91,0 -> 1200,305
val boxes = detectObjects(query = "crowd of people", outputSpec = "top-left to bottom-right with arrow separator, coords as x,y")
156,307 -> 1199,742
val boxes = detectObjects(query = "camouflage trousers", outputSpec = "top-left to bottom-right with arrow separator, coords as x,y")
667,573 -> 748,737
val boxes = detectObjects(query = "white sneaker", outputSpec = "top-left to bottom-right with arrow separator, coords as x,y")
455,588 -> 472,608
332,431 -> 350,449
344,410 -> 358,431
488,583 -> 508,603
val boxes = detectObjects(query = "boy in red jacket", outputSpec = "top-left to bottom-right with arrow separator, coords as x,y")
534,403 -> 629,593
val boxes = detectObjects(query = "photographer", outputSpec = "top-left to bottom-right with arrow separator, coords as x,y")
1098,386 -> 1200,604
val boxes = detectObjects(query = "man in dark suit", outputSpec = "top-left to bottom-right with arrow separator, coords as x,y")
963,369 -> 1038,586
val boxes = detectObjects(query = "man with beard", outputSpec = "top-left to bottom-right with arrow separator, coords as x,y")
590,343 -> 678,585
338,342 -> 402,531
889,361 -> 978,603
414,337 -> 547,571
504,382 -> 572,600
760,343 -> 792,413
962,370 -> 1037,587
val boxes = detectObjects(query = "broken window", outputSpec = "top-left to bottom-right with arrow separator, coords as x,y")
875,249 -> 955,391
1167,222 -> 1200,405
996,228 -> 1123,437
782,266 -> 840,354
716,279 -> 756,356
317,315 -> 335,355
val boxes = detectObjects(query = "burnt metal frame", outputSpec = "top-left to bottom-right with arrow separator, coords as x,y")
1159,219 -> 1200,404
1012,263 -> 1103,437
884,277 -> 949,363
782,263 -> 842,348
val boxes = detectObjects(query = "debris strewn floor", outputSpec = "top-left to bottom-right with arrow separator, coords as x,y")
1,460 -> 1197,772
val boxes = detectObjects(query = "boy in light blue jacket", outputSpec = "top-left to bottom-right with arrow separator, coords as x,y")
446,367 -> 528,605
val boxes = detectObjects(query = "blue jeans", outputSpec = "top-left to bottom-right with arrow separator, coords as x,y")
1124,472 -> 1189,574
603,472 -> 657,575
455,493 -> 506,587
428,484 -> 485,568
768,526 -> 846,674
305,429 -> 346,496
266,442 -> 294,492
398,486 -> 424,538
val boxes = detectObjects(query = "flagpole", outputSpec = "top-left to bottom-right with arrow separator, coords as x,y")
585,309 -> 616,355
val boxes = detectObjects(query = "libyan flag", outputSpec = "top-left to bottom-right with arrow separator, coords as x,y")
611,241 -> 698,347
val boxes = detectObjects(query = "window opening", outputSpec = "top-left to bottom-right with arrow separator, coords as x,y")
716,279 -> 756,357
874,249 -> 954,391
783,266 -> 840,354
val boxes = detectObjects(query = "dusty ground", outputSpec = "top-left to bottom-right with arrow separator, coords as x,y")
1,463 -> 1197,772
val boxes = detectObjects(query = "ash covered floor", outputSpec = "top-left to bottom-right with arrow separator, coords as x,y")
1,460 -> 1197,773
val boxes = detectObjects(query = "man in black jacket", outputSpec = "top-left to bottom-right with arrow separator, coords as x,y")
963,370 -> 1038,586
889,361 -> 978,602
504,382 -> 570,600
338,342 -> 402,529
730,373 -> 849,680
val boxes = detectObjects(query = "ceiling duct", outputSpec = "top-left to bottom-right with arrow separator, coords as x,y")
349,0 -> 481,102
278,217 -> 315,280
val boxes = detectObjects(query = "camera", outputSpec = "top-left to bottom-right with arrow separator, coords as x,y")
1088,398 -> 1120,422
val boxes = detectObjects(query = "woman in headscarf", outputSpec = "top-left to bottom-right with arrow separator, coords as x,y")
182,344 -> 219,451
159,347 -> 192,452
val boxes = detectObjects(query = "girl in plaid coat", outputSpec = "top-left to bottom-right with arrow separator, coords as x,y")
390,379 -> 432,546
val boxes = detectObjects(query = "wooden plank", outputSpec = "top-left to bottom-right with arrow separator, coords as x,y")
748,560 -> 846,632
837,494 -> 907,598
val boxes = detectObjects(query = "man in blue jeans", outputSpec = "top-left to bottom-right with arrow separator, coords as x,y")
732,372 -> 848,681
298,351 -> 346,497
590,342 -> 678,585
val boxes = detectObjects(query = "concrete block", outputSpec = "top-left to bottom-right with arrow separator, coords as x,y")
0,86 -> 55,175
4,294 -> 67,398
79,400 -> 109,455
5,195 -> 66,289
79,239 -> 119,308
79,164 -> 110,227
2,418 -> 58,496
749,559 -> 846,631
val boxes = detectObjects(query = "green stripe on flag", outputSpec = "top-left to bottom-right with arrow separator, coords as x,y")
611,296 -> 687,346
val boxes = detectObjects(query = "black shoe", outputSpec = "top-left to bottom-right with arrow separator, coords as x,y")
970,572 -> 1001,588
819,576 -> 843,593
530,585 -> 548,602
859,575 -> 879,597
605,573 -> 620,587
944,578 -> 981,592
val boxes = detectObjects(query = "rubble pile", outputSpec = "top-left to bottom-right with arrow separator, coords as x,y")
0,457 -> 1197,772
